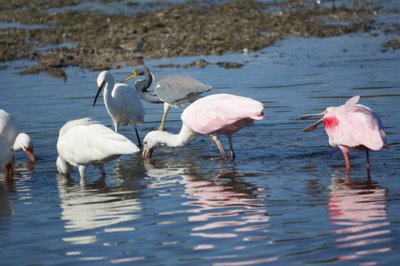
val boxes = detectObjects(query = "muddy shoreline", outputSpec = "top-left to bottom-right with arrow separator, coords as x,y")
0,0 -> 398,78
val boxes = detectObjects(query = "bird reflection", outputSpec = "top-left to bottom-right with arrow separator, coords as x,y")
0,161 -> 34,232
0,181 -> 12,225
144,160 -> 269,242
328,173 -> 391,261
56,173 -> 142,244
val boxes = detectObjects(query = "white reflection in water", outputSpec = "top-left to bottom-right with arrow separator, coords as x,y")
328,174 -> 391,262
144,161 -> 269,243
56,174 -> 141,243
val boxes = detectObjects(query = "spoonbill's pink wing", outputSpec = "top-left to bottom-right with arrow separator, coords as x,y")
181,93 -> 264,135
326,104 -> 386,150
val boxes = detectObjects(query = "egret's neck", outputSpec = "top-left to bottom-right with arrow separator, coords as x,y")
157,124 -> 197,147
103,80 -> 116,111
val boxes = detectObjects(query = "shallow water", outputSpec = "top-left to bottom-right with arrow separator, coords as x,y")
1,15 -> 400,266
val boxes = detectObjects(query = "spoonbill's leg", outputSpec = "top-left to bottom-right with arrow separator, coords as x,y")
227,135 -> 236,159
339,146 -> 351,172
78,165 -> 87,186
212,135 -> 227,159
134,125 -> 142,148
159,103 -> 171,130
98,164 -> 106,176
366,149 -> 371,177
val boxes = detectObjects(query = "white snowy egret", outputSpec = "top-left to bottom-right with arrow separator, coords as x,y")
121,65 -> 211,130
94,71 -> 145,148
56,118 -> 140,185
0,109 -> 35,162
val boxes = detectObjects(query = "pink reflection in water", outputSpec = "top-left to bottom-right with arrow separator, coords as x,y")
144,161 -> 270,243
328,174 -> 391,261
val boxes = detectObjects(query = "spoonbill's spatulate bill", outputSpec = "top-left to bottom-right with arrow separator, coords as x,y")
121,65 -> 211,130
142,93 -> 264,159
0,109 -> 35,162
94,71 -> 145,148
56,118 -> 140,185
301,95 -> 387,173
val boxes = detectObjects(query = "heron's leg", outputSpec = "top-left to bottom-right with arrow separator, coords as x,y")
212,135 -> 227,159
227,135 -> 236,159
134,125 -> 142,148
339,146 -> 351,172
78,165 -> 87,186
159,103 -> 170,130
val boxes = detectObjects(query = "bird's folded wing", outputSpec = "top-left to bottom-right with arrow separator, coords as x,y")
182,93 -> 263,135
155,75 -> 211,103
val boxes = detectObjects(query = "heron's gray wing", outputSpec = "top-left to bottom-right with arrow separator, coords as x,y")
154,75 -> 211,104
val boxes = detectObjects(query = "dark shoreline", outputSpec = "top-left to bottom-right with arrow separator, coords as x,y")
0,0 -> 398,79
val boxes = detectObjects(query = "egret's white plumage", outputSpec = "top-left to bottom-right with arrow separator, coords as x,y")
0,109 -> 35,162
94,71 -> 145,147
56,118 -> 140,184
122,65 -> 211,130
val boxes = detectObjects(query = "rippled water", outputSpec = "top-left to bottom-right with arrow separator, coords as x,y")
1,15 -> 400,266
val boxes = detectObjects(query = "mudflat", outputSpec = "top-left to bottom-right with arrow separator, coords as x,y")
0,0 -> 398,78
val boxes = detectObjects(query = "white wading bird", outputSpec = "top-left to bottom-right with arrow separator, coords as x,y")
56,118 -> 140,185
94,71 -> 145,148
0,109 -> 35,162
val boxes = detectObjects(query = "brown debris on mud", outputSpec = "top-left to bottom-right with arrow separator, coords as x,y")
0,0 -> 395,76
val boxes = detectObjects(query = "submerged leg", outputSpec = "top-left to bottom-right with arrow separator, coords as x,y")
98,164 -> 106,176
134,126 -> 142,148
227,135 -> 236,159
212,135 -> 227,159
159,103 -> 171,130
366,149 -> 371,177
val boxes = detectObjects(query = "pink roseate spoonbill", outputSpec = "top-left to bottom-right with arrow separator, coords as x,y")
0,136 -> 13,178
121,65 -> 212,130
300,95 -> 387,173
0,109 -> 35,162
94,71 -> 145,148
56,118 -> 140,185
142,93 -> 264,159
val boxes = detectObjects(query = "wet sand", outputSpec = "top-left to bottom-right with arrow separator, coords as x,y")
0,0 -> 398,78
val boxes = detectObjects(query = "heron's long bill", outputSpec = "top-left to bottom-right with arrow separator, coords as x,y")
121,71 -> 138,83
93,83 -> 104,107
302,117 -> 324,132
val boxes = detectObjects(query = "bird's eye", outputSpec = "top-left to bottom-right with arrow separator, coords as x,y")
144,141 -> 148,145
